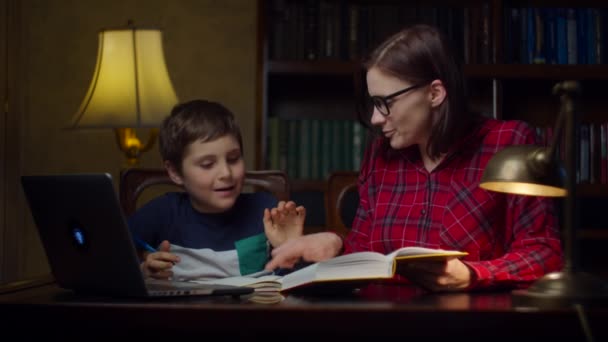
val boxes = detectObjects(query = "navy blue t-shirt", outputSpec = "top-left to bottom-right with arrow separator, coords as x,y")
128,191 -> 278,252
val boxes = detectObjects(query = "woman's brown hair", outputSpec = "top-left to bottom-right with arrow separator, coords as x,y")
361,24 -> 476,159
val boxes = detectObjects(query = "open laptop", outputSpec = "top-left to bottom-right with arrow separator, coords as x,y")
20,173 -> 253,298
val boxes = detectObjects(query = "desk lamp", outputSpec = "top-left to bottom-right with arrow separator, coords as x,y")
70,21 -> 178,166
480,80 -> 608,306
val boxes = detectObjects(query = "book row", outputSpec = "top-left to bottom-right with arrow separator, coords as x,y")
536,122 -> 608,185
505,7 -> 608,65
268,0 -> 488,64
266,118 -> 367,180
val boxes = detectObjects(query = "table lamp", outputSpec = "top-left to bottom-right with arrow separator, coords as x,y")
480,80 -> 608,306
70,21 -> 178,166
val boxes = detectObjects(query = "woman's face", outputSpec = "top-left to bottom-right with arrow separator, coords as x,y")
366,67 -> 434,151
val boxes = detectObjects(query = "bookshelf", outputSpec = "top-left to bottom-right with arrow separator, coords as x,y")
255,0 -> 608,251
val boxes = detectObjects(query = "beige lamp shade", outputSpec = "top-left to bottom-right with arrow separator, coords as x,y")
71,27 -> 178,128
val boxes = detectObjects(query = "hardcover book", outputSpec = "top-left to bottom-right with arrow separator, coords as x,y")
193,247 -> 467,293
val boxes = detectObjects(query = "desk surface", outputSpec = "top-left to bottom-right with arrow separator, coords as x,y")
1,277 -> 607,339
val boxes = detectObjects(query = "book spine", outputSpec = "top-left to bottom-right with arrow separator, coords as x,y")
600,122 -> 608,184
567,8 -> 578,64
556,8 -> 568,64
320,120 -> 332,179
299,119 -> 310,179
310,119 -> 321,180
576,8 -> 587,65
353,121 -> 362,171
268,117 -> 280,169
287,120 -> 299,179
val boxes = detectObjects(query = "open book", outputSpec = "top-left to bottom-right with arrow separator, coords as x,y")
192,246 -> 467,293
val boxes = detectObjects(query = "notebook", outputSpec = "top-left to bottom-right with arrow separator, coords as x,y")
20,173 -> 253,298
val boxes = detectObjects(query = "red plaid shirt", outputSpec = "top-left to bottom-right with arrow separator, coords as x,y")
344,118 -> 564,290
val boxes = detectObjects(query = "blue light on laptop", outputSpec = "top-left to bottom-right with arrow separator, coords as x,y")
68,220 -> 88,250
72,227 -> 85,246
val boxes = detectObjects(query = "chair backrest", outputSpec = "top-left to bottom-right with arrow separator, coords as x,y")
325,171 -> 359,236
119,168 -> 290,216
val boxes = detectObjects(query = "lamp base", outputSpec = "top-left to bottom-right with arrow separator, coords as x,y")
513,270 -> 608,308
114,128 -> 159,166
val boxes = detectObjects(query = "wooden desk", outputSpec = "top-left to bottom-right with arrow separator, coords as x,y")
1,278 -> 607,340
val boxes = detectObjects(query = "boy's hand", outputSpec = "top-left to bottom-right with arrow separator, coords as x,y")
140,240 -> 180,279
263,201 -> 306,247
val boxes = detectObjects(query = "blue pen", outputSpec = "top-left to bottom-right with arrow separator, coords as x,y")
133,236 -> 157,253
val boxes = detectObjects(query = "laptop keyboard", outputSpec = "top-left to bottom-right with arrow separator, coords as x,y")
144,279 -> 252,297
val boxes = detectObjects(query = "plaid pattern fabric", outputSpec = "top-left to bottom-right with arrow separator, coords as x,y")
344,118 -> 563,289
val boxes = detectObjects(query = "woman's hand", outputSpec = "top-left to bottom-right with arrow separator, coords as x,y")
263,201 -> 306,247
265,232 -> 343,270
140,240 -> 180,279
397,257 -> 472,292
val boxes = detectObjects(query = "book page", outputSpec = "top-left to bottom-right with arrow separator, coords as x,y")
191,274 -> 282,289
389,247 -> 468,261
316,251 -> 393,279
280,248 -> 467,292
281,251 -> 391,291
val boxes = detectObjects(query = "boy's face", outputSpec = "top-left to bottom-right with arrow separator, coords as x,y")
167,134 -> 245,213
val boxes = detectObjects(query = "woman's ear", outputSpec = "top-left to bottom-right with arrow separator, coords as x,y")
164,161 -> 184,185
428,79 -> 447,108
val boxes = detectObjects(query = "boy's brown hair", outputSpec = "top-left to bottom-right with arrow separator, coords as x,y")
159,99 -> 243,173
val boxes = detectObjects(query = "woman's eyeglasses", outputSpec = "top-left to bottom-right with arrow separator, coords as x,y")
369,83 -> 425,116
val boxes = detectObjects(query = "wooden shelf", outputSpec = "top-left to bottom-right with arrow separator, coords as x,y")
268,61 -> 608,80
291,179 -> 327,192
506,0 -> 607,7
578,229 -> 608,240
578,184 -> 608,197
465,64 -> 608,80
267,60 -> 358,75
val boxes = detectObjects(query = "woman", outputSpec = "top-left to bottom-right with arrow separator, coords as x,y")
266,24 -> 563,292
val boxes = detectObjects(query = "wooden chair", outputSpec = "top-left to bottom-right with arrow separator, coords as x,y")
325,171 -> 359,236
119,168 -> 290,216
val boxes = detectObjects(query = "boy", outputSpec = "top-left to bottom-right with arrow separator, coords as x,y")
128,99 -> 305,280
